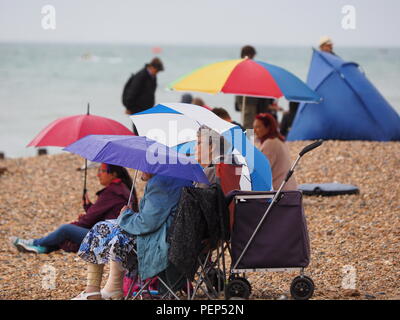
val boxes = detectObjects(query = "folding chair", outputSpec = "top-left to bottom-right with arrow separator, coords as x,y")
168,184 -> 231,300
124,248 -> 192,300
201,163 -> 243,297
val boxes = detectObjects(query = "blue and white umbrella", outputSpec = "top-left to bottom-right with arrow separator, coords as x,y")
130,103 -> 272,191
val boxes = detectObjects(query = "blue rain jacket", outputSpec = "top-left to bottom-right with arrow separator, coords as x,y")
117,175 -> 192,279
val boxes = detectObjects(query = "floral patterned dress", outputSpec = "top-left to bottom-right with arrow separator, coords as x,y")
77,219 -> 138,272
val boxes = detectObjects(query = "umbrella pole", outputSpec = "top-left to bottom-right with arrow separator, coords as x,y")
82,103 -> 90,200
241,96 -> 246,127
127,169 -> 138,208
82,158 -> 88,200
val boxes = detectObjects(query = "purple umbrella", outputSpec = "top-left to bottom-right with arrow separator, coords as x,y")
63,135 -> 210,185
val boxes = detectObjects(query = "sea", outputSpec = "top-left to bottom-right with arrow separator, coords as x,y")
1,42 -> 399,158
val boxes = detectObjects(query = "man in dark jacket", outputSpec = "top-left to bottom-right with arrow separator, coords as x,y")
122,57 -> 164,134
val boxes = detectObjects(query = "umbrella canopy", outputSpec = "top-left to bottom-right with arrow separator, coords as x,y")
130,103 -> 272,191
27,109 -> 134,199
169,58 -> 322,103
28,114 -> 134,147
63,135 -> 210,185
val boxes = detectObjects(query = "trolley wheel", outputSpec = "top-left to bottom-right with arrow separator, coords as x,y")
228,276 -> 252,294
290,276 -> 315,300
225,279 -> 251,300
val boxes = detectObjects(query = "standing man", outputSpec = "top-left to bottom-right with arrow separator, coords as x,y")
122,57 -> 164,134
235,45 -> 273,130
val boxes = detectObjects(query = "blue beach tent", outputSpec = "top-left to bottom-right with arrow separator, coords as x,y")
287,49 -> 400,141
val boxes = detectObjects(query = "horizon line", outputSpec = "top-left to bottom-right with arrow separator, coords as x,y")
0,40 -> 399,49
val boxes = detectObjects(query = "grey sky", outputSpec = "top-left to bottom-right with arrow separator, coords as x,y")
0,0 -> 399,47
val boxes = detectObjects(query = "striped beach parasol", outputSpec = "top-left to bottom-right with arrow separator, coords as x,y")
169,58 -> 322,103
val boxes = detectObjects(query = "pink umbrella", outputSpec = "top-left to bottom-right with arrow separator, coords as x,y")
28,104 -> 134,197
28,110 -> 133,147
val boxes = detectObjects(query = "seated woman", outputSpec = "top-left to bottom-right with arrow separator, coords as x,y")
253,113 -> 298,191
11,163 -> 137,254
194,125 -> 238,188
72,172 -> 192,300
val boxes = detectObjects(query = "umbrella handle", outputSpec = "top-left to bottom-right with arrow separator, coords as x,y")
127,169 -> 139,208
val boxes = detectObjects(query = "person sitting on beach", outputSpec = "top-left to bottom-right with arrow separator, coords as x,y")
11,163 -> 138,254
71,172 -> 193,300
253,113 -> 297,191
212,107 -> 245,132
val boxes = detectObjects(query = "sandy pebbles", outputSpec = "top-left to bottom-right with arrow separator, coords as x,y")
0,141 -> 399,300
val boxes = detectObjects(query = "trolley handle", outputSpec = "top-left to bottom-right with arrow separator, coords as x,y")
299,139 -> 323,157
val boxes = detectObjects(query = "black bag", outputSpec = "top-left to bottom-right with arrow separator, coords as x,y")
299,183 -> 360,196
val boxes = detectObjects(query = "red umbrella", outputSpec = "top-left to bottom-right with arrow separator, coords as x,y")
28,115 -> 133,147
28,104 -> 134,197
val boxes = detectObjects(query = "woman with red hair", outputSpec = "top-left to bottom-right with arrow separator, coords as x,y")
253,113 -> 297,191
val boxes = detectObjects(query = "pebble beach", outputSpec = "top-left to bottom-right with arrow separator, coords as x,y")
0,140 -> 399,300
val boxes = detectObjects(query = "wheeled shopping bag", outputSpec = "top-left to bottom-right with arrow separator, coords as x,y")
228,190 -> 313,299
225,140 -> 324,300
231,190 -> 310,270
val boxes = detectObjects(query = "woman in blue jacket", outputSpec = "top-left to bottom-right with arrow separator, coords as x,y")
72,172 -> 192,300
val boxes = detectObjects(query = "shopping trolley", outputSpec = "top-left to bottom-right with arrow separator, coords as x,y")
225,140 -> 323,300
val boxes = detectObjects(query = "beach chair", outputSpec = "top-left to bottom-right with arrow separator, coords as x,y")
198,163 -> 242,297
169,183 -> 232,299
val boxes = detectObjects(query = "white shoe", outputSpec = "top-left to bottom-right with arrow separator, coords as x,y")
71,291 -> 102,300
100,289 -> 124,300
